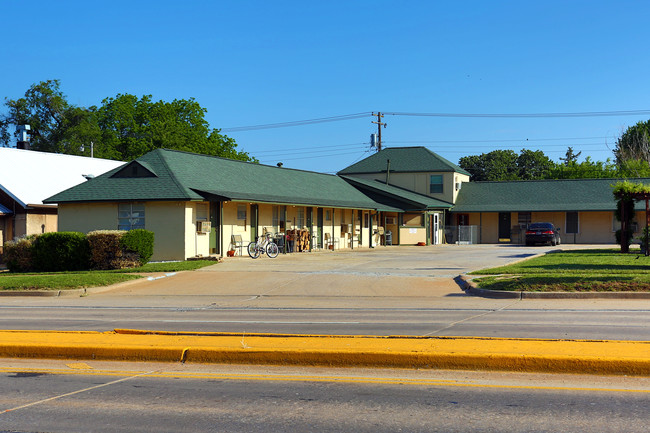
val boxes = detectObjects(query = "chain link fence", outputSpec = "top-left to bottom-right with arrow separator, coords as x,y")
444,225 -> 480,245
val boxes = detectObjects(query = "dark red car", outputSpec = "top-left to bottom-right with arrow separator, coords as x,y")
525,222 -> 561,246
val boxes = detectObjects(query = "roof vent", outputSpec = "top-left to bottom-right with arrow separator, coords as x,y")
82,174 -> 95,181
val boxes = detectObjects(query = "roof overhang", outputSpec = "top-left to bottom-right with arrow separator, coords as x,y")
191,189 -> 379,210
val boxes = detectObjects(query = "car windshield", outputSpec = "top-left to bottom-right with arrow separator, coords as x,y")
529,223 -> 553,230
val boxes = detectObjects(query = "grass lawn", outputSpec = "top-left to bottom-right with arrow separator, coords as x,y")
469,248 -> 650,292
0,260 -> 217,291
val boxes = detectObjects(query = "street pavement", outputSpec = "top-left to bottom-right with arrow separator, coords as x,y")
39,243 -> 650,310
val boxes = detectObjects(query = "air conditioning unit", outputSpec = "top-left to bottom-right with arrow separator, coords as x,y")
197,220 -> 211,233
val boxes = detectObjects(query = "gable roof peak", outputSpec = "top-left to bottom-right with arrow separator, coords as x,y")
338,146 -> 470,176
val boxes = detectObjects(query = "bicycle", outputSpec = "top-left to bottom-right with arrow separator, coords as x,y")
247,233 -> 280,259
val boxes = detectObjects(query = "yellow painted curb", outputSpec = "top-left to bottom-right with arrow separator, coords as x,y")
0,329 -> 648,376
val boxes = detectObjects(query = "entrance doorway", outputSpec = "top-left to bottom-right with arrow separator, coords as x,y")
498,212 -> 511,242
250,204 -> 259,242
316,208 -> 323,249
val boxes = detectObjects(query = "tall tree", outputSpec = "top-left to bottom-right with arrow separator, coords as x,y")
546,157 -> 618,179
516,149 -> 554,180
459,149 -> 550,181
614,120 -> 650,164
560,146 -> 582,166
0,79 -> 94,154
2,80 -> 255,162
96,94 -> 255,161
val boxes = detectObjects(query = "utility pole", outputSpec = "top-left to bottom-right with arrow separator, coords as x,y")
371,112 -> 386,152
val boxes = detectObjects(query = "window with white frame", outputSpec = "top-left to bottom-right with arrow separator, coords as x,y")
118,203 -> 145,230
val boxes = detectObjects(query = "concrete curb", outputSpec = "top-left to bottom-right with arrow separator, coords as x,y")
0,288 -> 87,297
457,274 -> 650,299
0,329 -> 649,376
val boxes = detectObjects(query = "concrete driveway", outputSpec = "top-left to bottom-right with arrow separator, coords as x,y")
91,244 -> 612,309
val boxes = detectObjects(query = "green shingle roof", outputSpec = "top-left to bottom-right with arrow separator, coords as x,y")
45,149 -> 382,210
338,146 -> 470,176
452,178 -> 650,213
341,176 -> 452,211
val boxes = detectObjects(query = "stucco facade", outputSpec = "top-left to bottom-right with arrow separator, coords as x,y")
456,211 -> 627,245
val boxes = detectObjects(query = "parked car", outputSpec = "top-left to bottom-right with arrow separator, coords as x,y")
525,222 -> 561,246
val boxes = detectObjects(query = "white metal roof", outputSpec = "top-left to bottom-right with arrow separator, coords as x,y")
0,147 -> 125,207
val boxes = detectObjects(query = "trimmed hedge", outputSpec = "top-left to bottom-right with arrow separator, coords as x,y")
3,229 -> 155,272
87,229 -> 154,269
3,235 -> 37,272
87,230 -> 132,270
32,232 -> 90,272
121,229 -> 154,266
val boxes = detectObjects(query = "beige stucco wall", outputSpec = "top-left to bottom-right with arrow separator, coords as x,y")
348,171 -> 463,205
58,203 -> 119,233
59,201 -> 192,261
455,211 -> 619,245
399,227 -> 427,244
26,212 -> 57,235
180,202 -> 212,260
476,213 -> 499,244
222,202 -> 251,254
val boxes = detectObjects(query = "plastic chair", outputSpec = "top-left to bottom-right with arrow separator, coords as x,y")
231,234 -> 244,256
324,233 -> 339,250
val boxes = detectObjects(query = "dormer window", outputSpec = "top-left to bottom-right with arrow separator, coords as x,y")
111,161 -> 157,178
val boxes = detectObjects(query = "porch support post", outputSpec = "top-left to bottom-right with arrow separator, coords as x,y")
644,194 -> 650,257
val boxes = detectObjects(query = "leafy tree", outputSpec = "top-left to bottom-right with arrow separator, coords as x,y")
516,149 -> 554,180
2,80 -> 256,163
614,120 -> 650,165
459,149 -> 551,181
0,79 -> 94,154
546,157 -> 617,179
560,146 -> 582,166
96,94 -> 255,162
547,157 -> 650,179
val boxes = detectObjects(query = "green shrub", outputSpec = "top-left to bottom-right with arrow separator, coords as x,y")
121,229 -> 154,266
87,230 -> 129,270
615,228 -> 634,246
32,232 -> 90,272
3,235 -> 38,272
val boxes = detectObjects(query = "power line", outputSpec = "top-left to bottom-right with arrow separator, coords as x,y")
221,112 -> 372,132
222,110 -> 650,133
251,142 -> 367,155
385,136 -> 613,144
384,110 -> 650,118
259,149 -> 370,163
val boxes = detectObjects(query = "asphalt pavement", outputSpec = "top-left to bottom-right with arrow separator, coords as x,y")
1,243 -> 650,375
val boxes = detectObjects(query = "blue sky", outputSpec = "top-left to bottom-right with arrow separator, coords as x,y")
2,1 -> 650,173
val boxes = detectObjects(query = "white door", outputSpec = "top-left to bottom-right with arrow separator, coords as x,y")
433,213 -> 439,245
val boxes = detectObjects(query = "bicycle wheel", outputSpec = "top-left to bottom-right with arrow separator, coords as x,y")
248,242 -> 261,259
266,242 -> 279,258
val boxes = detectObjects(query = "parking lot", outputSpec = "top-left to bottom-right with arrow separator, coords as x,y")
84,243 -> 614,309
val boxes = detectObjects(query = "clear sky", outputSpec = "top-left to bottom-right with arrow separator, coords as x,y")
2,1 -> 650,174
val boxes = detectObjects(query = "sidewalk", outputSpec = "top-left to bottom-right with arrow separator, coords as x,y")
1,329 -> 648,376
